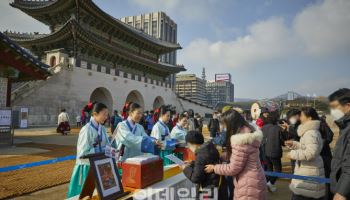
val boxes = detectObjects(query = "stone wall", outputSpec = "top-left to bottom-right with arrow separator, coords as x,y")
11,60 -> 213,126
11,66 -> 180,126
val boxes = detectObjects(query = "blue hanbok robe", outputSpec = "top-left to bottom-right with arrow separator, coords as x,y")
170,123 -> 187,142
151,120 -> 175,165
151,119 -> 171,141
67,118 -> 112,198
114,118 -> 156,162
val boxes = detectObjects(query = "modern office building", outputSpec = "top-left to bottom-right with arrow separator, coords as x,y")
206,73 -> 234,107
175,74 -> 206,104
121,12 -> 179,89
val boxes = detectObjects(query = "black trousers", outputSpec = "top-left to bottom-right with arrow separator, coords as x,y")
291,193 -> 324,200
322,156 -> 332,200
225,176 -> 234,200
210,130 -> 217,138
265,156 -> 282,184
291,159 -> 296,173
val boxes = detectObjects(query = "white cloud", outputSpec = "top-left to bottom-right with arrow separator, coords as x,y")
0,0 -> 49,33
294,0 -> 350,55
178,0 -> 350,72
179,17 -> 299,70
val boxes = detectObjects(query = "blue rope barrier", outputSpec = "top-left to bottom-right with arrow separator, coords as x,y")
265,171 -> 330,184
0,155 -> 76,172
0,155 -> 331,184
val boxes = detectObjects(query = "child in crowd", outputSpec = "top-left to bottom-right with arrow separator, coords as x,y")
181,130 -> 228,199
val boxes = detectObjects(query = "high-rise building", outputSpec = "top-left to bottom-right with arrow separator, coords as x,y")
206,73 -> 234,107
121,12 -> 179,89
175,74 -> 206,104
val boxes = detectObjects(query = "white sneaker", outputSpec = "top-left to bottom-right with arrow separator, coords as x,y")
267,181 -> 277,192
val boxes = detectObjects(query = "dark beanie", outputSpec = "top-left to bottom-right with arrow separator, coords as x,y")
185,131 -> 204,145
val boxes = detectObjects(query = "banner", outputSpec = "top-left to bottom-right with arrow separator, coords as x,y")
215,73 -> 231,82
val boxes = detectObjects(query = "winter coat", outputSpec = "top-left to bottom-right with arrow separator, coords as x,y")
262,124 -> 285,158
289,120 -> 325,198
213,130 -> 267,200
330,114 -> 350,199
319,118 -> 333,178
208,118 -> 220,132
183,142 -> 228,199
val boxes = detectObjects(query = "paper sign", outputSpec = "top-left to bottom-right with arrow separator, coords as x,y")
20,107 -> 28,128
165,154 -> 184,166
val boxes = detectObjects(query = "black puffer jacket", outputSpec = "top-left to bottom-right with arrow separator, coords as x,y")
319,118 -> 334,179
208,118 -> 220,132
319,118 -> 334,158
262,124 -> 285,158
330,114 -> 350,198
183,142 -> 228,199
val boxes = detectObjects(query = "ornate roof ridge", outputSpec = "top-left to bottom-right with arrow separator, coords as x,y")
10,0 -> 182,49
3,30 -> 48,40
0,31 -> 51,77
79,0 -> 181,49
8,18 -> 185,73
10,0 -> 61,10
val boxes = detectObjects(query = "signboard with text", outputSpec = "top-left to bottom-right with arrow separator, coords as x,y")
0,108 -> 13,146
0,108 -> 12,127
215,73 -> 231,82
20,107 -> 28,128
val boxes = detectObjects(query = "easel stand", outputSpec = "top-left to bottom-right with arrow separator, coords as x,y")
79,153 -> 131,200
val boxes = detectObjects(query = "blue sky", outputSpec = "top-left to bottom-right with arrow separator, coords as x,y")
1,0 -> 349,99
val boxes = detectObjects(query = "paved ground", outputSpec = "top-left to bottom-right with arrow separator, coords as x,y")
11,184 -> 68,200
10,127 -> 80,146
1,125 -> 331,200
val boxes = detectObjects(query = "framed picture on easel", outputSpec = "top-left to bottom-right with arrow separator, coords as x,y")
79,153 -> 130,200
92,156 -> 122,198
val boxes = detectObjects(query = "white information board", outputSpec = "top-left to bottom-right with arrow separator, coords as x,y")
20,107 -> 28,128
0,109 -> 12,126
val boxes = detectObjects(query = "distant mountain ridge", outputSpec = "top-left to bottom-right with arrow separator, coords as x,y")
273,91 -> 304,100
234,91 -> 305,102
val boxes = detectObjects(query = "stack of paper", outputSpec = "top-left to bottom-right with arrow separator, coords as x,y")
125,154 -> 160,164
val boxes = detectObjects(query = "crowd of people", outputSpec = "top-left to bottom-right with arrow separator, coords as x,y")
205,88 -> 349,200
66,102 -> 205,198
57,104 -> 205,136
65,88 -> 350,200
